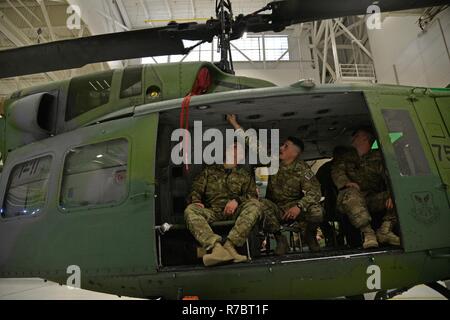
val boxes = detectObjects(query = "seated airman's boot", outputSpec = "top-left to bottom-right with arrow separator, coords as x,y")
305,224 -> 321,253
376,221 -> 400,246
360,225 -> 379,249
202,242 -> 234,267
274,233 -> 289,256
223,240 -> 248,263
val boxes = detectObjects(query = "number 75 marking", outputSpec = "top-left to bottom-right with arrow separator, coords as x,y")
431,144 -> 450,162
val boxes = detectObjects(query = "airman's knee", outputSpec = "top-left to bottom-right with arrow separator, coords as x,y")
306,204 -> 324,223
240,199 -> 263,219
339,188 -> 363,201
338,188 -> 366,210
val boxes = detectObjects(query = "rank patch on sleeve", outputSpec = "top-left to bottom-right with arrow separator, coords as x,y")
304,170 -> 314,180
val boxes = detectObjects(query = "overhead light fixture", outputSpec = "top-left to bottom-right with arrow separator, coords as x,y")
197,105 -> 210,110
96,154 -> 103,158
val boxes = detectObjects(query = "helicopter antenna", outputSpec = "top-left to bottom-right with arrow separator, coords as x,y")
215,0 -> 234,74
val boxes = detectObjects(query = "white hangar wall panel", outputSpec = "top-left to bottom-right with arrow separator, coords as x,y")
234,31 -> 320,86
368,8 -> 450,87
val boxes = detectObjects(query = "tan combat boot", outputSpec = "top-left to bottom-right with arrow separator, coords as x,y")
202,242 -> 234,267
223,240 -> 248,263
376,221 -> 400,246
274,233 -> 289,256
305,224 -> 321,253
360,225 -> 379,249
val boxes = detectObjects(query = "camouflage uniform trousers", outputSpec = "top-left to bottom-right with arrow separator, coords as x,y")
336,188 -> 397,229
260,199 -> 324,234
184,199 -> 262,250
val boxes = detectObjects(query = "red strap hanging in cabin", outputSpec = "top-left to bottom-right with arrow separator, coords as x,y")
179,67 -> 212,172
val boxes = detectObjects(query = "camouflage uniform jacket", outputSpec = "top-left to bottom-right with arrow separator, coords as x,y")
189,164 -> 258,213
331,148 -> 388,194
266,159 -> 322,212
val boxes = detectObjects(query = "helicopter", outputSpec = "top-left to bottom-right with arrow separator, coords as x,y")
0,0 -> 449,300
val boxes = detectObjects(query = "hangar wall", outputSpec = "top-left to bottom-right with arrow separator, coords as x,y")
235,8 -> 450,89
368,7 -> 450,87
234,31 -> 320,86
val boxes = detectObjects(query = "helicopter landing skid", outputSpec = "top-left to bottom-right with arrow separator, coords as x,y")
373,288 -> 409,300
373,281 -> 450,300
425,281 -> 450,299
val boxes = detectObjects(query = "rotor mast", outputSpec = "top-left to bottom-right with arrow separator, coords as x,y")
216,0 -> 235,74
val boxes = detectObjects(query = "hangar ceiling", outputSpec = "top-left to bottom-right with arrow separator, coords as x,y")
0,0 -> 441,97
0,0 -> 275,96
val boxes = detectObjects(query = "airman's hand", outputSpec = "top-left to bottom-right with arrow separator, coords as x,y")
282,206 -> 301,221
224,199 -> 239,216
385,197 -> 394,210
227,114 -> 241,130
193,202 -> 205,208
345,182 -> 360,191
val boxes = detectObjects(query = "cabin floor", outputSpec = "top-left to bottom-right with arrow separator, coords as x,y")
159,243 -> 402,272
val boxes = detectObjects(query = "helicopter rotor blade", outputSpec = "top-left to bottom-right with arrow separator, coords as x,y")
0,25 -> 191,79
268,0 -> 449,29
0,20 -> 222,79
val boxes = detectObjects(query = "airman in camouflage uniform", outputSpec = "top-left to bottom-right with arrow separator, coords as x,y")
332,127 -> 400,249
185,147 -> 262,266
260,141 -> 323,253
227,115 -> 324,254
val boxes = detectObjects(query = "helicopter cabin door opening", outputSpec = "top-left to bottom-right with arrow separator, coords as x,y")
154,90 -> 404,270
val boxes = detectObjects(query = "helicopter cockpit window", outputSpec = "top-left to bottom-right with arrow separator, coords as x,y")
2,156 -> 52,218
120,66 -> 143,99
60,139 -> 128,210
66,70 -> 114,121
382,109 -> 431,176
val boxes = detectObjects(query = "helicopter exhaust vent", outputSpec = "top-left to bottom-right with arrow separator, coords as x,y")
8,92 -> 56,144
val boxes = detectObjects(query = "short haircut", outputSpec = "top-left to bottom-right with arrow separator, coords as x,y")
286,136 -> 305,152
353,126 -> 376,145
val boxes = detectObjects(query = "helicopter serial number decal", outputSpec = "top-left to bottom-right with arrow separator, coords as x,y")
431,144 -> 450,162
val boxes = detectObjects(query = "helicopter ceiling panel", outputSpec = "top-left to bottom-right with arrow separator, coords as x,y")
158,91 -> 372,159
173,92 -> 369,126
